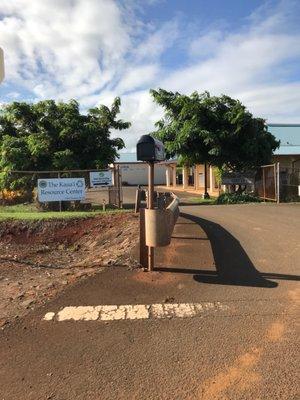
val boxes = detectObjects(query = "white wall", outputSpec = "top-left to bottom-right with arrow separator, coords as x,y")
118,163 -> 167,185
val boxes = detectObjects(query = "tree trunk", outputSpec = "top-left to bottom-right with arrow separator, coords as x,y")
203,163 -> 210,198
236,184 -> 247,194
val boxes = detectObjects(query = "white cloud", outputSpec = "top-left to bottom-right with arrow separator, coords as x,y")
237,83 -> 300,123
134,19 -> 180,62
163,32 -> 300,94
114,64 -> 159,93
6,91 -> 20,99
189,30 -> 224,59
0,0 -> 300,150
111,90 -> 163,151
0,0 -> 131,99
160,2 -> 300,120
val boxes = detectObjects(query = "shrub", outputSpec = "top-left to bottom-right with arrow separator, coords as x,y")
0,189 -> 33,205
216,192 -> 261,204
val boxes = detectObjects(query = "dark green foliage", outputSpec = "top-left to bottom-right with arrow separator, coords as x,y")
0,98 -> 130,192
216,192 -> 261,204
150,89 -> 280,170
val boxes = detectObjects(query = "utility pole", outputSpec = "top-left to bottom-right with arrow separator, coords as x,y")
136,134 -> 165,272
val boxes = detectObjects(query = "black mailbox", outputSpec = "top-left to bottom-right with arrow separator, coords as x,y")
137,134 -> 165,162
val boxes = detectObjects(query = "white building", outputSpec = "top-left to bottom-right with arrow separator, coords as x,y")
114,153 -> 167,186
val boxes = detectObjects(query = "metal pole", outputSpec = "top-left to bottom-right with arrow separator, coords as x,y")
148,161 -> 154,271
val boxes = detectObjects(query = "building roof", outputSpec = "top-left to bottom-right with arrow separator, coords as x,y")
268,124 -> 300,156
115,152 -> 140,163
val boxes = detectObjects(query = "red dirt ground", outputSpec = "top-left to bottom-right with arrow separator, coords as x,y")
0,212 -> 139,328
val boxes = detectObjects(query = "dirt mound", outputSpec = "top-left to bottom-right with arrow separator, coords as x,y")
0,212 -> 139,328
0,213 -> 127,245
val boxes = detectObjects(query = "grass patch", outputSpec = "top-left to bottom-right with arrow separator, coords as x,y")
215,192 -> 261,204
181,193 -> 261,205
185,197 -> 217,205
0,203 -> 126,220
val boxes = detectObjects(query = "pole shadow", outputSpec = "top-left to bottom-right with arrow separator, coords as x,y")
180,212 -> 278,288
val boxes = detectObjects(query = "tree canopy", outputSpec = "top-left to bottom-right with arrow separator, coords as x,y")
0,97 -> 130,191
150,89 -> 280,171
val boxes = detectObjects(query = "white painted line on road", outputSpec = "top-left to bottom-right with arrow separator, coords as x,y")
43,302 -> 229,322
43,312 -> 55,321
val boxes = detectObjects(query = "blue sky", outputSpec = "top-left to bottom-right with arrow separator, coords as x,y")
0,0 -> 300,150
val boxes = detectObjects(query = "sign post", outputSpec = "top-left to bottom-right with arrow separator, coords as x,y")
147,161 -> 155,271
58,172 -> 62,212
137,134 -> 165,272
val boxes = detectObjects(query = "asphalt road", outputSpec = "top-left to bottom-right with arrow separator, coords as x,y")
0,203 -> 299,400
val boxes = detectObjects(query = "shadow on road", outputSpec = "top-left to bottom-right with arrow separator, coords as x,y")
184,212 -> 279,288
157,212 -> 281,288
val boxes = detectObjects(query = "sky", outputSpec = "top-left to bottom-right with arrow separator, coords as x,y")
0,0 -> 300,151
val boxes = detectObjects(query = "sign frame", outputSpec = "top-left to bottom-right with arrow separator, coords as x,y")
221,172 -> 255,186
37,178 -> 86,202
89,170 -> 112,188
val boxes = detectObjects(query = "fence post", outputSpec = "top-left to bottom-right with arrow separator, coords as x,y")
135,187 -> 141,213
262,167 -> 266,201
118,165 -> 123,208
277,162 -> 280,204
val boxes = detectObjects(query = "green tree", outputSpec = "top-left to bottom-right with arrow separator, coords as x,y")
150,89 -> 279,195
0,97 -> 130,195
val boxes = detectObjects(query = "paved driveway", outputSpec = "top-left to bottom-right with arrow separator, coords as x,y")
0,203 -> 299,400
